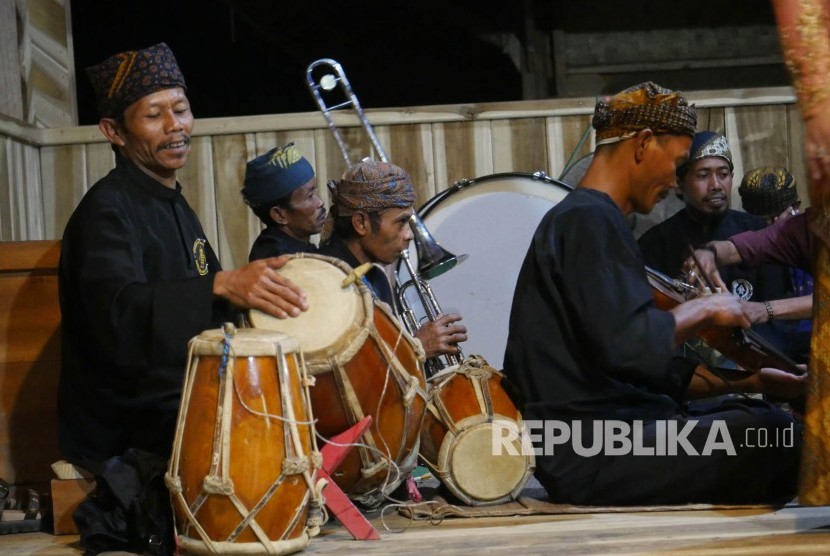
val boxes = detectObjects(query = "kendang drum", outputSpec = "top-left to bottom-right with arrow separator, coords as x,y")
166,325 -> 323,555
249,254 -> 428,507
398,172 -> 571,370
420,355 -> 535,506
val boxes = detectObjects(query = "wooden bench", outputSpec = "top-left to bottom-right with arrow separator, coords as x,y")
0,240 -> 91,533
0,240 -> 62,488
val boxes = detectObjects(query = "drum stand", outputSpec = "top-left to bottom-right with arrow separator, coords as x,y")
319,416 -> 381,540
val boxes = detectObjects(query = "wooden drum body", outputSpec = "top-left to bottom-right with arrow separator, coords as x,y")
166,327 -> 322,555
420,356 -> 535,506
250,254 -> 427,507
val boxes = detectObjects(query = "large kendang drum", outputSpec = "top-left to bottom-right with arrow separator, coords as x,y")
398,172 -> 572,370
420,355 -> 535,506
166,326 -> 323,555
249,254 -> 428,507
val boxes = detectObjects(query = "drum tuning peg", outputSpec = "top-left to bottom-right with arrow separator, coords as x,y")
341,262 -> 373,288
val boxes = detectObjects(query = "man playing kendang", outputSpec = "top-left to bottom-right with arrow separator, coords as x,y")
59,42 -> 307,553
321,160 -> 467,360
243,142 -> 327,260
503,82 -> 806,506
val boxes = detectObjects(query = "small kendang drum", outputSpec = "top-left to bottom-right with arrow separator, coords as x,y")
166,325 -> 323,555
420,355 -> 535,506
249,253 -> 428,507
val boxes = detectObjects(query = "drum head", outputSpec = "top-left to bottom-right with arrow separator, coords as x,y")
191,327 -> 299,356
249,255 -> 366,357
401,173 -> 571,369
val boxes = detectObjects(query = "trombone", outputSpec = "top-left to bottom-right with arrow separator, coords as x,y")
305,57 -> 466,375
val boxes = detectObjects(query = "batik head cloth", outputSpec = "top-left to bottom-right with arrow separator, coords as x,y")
739,166 -> 799,218
87,42 -> 187,118
688,131 -> 733,170
676,131 -> 734,179
328,161 -> 415,216
241,143 -> 315,207
592,81 -> 697,145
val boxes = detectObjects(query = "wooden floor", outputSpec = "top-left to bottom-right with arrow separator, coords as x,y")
3,504 -> 830,555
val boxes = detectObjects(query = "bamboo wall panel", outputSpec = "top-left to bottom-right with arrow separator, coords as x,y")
386,123 -> 435,204
695,107 -> 726,135
0,88 -> 813,268
39,143 -> 86,240
491,117 -> 549,175
211,133 -> 255,269
177,136 -> 219,253
432,120 -> 494,191
1,138 -> 44,241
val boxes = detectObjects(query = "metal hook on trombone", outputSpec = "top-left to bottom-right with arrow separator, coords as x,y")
305,57 -> 467,375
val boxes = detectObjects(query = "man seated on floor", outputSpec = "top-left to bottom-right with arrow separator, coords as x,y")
503,81 -> 806,506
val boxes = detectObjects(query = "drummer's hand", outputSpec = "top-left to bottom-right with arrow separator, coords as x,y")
416,313 -> 468,360
681,249 -> 728,293
747,366 -> 808,399
213,256 -> 308,318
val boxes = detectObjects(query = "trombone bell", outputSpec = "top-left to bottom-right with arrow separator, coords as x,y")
409,213 -> 468,280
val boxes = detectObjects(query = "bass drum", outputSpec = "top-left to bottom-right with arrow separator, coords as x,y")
400,172 -> 572,370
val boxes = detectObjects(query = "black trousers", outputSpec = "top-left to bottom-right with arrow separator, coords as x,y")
532,398 -> 801,505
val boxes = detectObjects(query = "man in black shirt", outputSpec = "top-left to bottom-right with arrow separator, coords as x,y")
503,82 -> 805,506
639,134 -> 808,362
243,143 -> 326,260
58,43 -> 308,553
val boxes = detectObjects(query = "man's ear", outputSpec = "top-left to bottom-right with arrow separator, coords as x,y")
633,128 -> 654,163
352,211 -> 369,237
269,206 -> 289,226
98,118 -> 126,147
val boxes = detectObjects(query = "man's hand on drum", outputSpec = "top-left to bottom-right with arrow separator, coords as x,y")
213,256 -> 308,318
416,313 -> 468,359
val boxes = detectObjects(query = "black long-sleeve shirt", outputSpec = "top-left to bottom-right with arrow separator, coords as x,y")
58,153 -> 237,467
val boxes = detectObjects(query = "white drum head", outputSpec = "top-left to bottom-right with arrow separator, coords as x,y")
401,173 -> 571,370
249,256 -> 366,358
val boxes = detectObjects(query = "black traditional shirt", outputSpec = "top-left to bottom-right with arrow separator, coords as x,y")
248,225 -> 318,262
319,234 -> 394,306
503,188 -> 696,425
58,153 -> 237,468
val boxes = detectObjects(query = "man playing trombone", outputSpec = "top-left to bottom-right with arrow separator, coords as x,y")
321,160 -> 468,361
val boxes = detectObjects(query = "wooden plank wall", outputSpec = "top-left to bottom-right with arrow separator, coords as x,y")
0,87 -> 810,271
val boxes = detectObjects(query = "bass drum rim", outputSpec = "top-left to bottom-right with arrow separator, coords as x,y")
400,171 -> 572,370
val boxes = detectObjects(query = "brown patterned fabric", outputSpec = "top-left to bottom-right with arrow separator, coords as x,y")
327,160 -> 415,216
739,166 -> 799,218
87,42 -> 186,118
800,244 -> 830,505
592,81 -> 697,143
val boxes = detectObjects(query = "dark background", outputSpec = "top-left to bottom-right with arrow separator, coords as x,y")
71,0 -> 784,125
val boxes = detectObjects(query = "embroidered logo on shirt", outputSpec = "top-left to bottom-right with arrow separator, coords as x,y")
731,278 -> 754,301
192,239 -> 209,276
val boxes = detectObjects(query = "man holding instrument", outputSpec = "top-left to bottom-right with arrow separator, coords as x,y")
638,132 -> 809,363
58,43 -> 308,553
503,82 -> 805,506
320,160 -> 467,360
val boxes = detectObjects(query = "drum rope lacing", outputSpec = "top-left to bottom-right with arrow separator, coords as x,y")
166,327 -> 326,552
